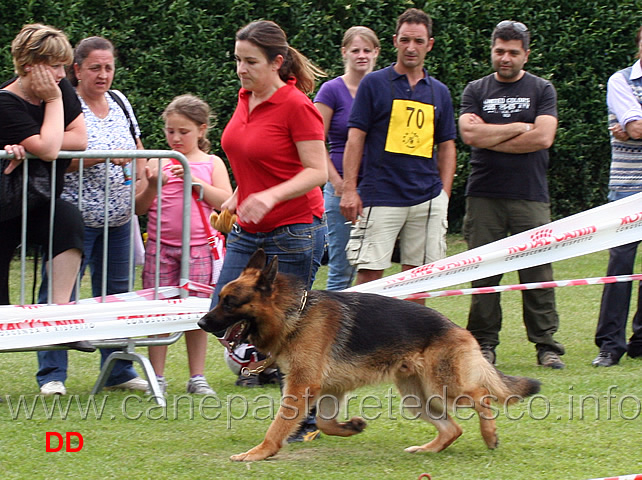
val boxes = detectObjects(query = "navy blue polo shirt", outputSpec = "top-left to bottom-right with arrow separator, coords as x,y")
348,64 -> 456,207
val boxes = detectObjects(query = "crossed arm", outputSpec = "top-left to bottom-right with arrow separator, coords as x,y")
607,71 -> 642,140
610,121 -> 642,141
459,112 -> 557,153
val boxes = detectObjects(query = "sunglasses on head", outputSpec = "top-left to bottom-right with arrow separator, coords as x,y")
496,20 -> 528,32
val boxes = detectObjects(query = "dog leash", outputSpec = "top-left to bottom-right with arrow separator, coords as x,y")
240,356 -> 275,377
240,290 -> 309,377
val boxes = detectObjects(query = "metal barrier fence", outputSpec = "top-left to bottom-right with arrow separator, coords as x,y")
0,149 -> 198,405
2,149 -> 193,304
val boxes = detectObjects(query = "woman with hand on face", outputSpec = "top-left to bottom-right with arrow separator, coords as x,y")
36,36 -> 149,396
314,26 -> 380,291
0,24 -> 88,395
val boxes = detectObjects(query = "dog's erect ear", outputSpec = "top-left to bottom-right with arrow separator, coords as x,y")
246,248 -> 267,271
263,255 -> 278,285
256,254 -> 278,295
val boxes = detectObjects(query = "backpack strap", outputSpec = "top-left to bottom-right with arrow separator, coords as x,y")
107,90 -> 138,142
168,158 -> 223,259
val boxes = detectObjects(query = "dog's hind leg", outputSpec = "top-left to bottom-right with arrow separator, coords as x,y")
396,376 -> 463,453
404,417 -> 463,453
315,390 -> 367,437
469,386 -> 499,449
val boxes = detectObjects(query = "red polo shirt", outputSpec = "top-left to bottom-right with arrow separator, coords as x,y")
221,79 -> 325,233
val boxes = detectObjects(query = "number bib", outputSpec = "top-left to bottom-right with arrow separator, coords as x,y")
384,99 -> 435,158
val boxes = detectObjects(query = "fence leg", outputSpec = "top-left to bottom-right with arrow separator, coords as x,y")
91,351 -> 166,407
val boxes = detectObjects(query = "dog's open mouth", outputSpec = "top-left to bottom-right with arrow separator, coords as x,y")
215,320 -> 249,352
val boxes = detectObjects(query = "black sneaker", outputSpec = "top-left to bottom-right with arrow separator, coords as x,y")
480,345 -> 496,365
537,351 -> 565,369
287,421 -> 321,443
258,369 -> 281,385
235,374 -> 262,388
627,344 -> 642,359
591,351 -> 619,367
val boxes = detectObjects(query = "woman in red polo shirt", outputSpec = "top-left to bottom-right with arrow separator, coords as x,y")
211,19 -> 327,297
209,19 -> 328,440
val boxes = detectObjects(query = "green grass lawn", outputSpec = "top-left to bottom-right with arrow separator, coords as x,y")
1,235 -> 641,479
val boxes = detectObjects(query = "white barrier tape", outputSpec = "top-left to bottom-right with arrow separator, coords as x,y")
74,286 -> 184,303
2,193 -> 641,351
181,280 -> 215,296
587,475 -> 642,480
73,281 -> 214,304
0,297 -> 211,350
348,192 -> 642,298
399,274 -> 642,301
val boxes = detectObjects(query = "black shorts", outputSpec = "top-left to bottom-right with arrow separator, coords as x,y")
0,198 -> 84,304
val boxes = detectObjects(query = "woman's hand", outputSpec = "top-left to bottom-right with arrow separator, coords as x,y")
30,64 -> 62,104
331,176 -> 344,196
110,157 -> 131,167
221,191 -> 238,214
3,144 -> 26,174
237,190 -> 277,225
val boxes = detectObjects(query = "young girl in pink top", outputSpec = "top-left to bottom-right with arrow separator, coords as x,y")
137,94 -> 233,395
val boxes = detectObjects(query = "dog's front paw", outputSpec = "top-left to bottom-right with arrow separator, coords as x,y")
230,452 -> 252,462
230,443 -> 277,462
345,416 -> 367,433
230,450 -> 269,462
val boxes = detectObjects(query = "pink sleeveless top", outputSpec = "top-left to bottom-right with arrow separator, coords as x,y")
146,158 -> 215,247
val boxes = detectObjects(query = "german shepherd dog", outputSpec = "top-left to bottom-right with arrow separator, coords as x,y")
198,249 -> 541,462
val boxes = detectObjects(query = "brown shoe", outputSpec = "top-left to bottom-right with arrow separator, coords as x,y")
537,351 -> 565,369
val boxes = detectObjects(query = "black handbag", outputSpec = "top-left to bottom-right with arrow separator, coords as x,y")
0,157 -> 52,222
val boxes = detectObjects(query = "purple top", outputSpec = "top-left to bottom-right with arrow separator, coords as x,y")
314,76 -> 354,176
607,59 -> 642,126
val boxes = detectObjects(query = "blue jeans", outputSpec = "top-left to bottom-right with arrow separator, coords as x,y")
37,222 -> 139,387
595,190 -> 642,359
210,216 -> 328,308
323,182 -> 355,291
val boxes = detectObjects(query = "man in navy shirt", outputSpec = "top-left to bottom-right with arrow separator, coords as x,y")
340,8 -> 456,303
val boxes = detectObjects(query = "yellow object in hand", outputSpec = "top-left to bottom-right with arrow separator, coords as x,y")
209,209 -> 237,234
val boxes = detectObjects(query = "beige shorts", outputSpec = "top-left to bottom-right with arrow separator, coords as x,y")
346,190 -> 449,271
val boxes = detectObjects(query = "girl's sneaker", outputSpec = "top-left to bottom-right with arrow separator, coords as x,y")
145,377 -> 167,396
186,376 -> 215,395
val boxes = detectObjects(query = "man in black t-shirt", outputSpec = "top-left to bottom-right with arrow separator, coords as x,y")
459,20 -> 565,369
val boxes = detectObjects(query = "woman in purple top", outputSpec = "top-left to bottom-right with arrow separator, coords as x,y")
314,26 -> 379,290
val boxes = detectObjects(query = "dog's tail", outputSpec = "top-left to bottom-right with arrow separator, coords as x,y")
477,359 -> 541,405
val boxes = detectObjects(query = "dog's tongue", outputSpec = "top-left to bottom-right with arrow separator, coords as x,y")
216,321 -> 248,351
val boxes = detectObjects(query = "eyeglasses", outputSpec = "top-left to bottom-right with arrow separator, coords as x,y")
496,20 -> 528,32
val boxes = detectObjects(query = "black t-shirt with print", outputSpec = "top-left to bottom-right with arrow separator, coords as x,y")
460,72 -> 557,202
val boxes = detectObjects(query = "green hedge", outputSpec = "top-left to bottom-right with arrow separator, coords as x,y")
1,0 -> 641,230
